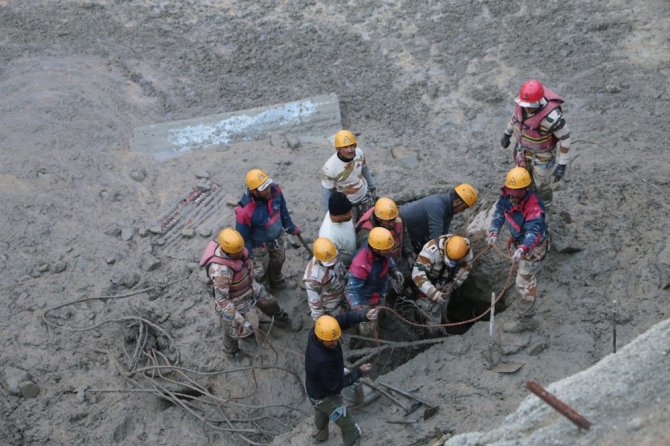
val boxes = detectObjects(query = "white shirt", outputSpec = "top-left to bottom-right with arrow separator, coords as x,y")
320,147 -> 369,204
318,212 -> 357,267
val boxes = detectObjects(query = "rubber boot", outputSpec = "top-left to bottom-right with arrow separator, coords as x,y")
312,427 -> 329,443
503,299 -> 538,333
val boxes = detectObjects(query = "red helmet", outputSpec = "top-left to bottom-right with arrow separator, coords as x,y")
515,79 -> 544,108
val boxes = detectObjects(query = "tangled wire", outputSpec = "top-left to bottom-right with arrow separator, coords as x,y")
42,284 -> 306,445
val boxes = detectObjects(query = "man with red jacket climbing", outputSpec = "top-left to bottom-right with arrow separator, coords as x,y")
487,167 -> 549,333
235,168 -> 301,291
199,227 -> 291,358
500,79 -> 572,205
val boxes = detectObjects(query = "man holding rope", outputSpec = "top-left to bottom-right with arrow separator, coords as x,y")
411,234 -> 474,335
487,167 -> 549,333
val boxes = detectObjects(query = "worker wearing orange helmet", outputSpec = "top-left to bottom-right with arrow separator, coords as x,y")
321,130 -> 377,223
487,167 -> 549,333
305,310 -> 378,445
500,79 -> 572,205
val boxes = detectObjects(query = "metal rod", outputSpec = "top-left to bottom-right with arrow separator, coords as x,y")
612,300 -> 617,354
489,292 -> 496,339
526,380 -> 592,430
295,233 -> 313,257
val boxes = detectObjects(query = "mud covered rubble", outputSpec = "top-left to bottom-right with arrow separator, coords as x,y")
1,0 -> 669,445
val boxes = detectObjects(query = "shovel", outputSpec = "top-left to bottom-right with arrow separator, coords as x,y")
378,382 -> 440,420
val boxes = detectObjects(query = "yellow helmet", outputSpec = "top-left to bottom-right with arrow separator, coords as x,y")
245,168 -> 271,191
368,227 -> 394,251
373,197 -> 399,221
217,227 -> 244,255
505,167 -> 532,189
334,130 -> 356,149
454,183 -> 478,207
313,237 -> 338,264
445,235 -> 469,261
315,315 -> 341,341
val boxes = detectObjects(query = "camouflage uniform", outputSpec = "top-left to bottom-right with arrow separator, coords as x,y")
303,256 -> 349,321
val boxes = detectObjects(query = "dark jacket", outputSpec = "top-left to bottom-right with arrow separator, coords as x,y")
235,184 -> 297,253
305,311 -> 367,400
399,191 -> 457,250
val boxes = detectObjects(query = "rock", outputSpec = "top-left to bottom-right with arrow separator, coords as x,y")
527,341 -> 548,356
186,262 -> 200,272
195,180 -> 211,192
140,253 -> 161,272
181,228 -> 196,239
105,256 -> 116,265
4,367 -> 31,396
197,226 -> 212,237
270,132 -> 287,148
129,169 -> 146,182
20,381 -> 40,398
286,134 -> 301,149
52,261 -> 67,273
123,272 -> 141,288
605,84 -> 622,93
121,227 -> 134,241
391,146 -> 418,170
29,269 -> 41,278
148,226 -> 163,235
138,227 -> 150,237
193,169 -> 209,179
225,194 -> 239,207
38,263 -> 50,272
76,388 -> 86,404
104,224 -> 122,237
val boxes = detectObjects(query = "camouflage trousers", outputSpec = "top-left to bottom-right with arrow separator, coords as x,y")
221,293 -> 285,356
519,148 -> 558,205
515,238 -> 549,304
351,190 -> 376,225
252,236 -> 286,290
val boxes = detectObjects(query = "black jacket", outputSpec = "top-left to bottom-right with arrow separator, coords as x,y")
305,311 -> 367,400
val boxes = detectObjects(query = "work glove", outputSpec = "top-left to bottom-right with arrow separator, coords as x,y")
552,164 -> 567,182
500,133 -> 511,149
369,188 -> 378,201
365,308 -> 379,321
288,225 -> 301,236
486,231 -> 498,246
433,291 -> 446,305
239,320 -> 254,337
512,247 -> 526,263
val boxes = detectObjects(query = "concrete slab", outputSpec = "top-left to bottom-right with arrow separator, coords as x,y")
130,93 -> 341,161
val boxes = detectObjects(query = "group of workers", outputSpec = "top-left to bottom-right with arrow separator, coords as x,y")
199,79 -> 571,445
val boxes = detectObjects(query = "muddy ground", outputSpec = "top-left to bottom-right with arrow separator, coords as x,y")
1,1 -> 669,445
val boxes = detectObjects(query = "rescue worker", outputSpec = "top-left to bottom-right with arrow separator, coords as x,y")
199,227 -> 291,358
321,129 -> 377,223
347,227 -> 403,337
500,79 -> 572,205
412,234 -> 474,334
304,237 -> 349,321
355,197 -> 415,280
399,183 -> 478,253
235,168 -> 301,291
487,167 -> 549,333
319,192 -> 357,267
305,310 -> 378,445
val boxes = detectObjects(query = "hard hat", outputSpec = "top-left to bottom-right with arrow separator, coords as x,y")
373,197 -> 399,221
445,235 -> 469,261
505,167 -> 532,189
217,227 -> 245,255
313,237 -> 338,265
454,183 -> 478,207
245,168 -> 272,191
368,227 -> 394,251
334,130 -> 357,149
315,315 -> 341,341
515,79 -> 545,108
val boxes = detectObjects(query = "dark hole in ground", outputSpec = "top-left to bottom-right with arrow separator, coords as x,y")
345,238 -> 511,373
